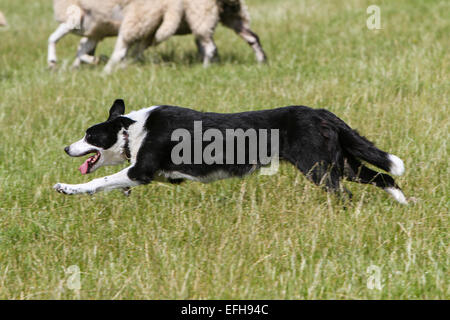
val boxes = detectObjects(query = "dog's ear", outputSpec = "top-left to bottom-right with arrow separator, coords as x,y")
108,99 -> 125,121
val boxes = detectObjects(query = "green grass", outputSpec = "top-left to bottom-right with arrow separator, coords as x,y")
0,0 -> 448,299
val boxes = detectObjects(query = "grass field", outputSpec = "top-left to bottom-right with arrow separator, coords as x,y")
0,0 -> 448,299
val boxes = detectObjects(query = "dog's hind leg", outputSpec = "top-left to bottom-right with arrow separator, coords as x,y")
311,164 -> 353,204
293,159 -> 340,192
321,165 -> 352,202
344,156 -> 407,204
54,166 -> 140,195
286,145 -> 350,202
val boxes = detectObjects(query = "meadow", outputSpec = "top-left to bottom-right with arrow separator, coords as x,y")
0,0 -> 448,299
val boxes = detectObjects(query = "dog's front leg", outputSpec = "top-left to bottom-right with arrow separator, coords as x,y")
53,167 -> 139,195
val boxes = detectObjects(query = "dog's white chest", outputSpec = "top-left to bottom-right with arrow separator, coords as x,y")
125,106 -> 160,163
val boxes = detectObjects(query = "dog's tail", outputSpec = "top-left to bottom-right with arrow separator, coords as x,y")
325,111 -> 405,176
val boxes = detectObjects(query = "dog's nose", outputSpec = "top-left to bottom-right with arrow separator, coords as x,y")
64,146 -> 70,154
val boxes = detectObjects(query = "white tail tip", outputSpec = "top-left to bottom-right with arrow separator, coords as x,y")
388,154 -> 405,176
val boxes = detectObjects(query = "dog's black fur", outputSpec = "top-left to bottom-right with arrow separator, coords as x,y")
55,99 -> 406,202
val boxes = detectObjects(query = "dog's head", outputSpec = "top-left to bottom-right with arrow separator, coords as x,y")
64,99 -> 135,174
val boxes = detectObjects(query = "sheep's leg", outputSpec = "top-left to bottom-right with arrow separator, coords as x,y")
80,37 -> 98,63
222,20 -> 266,63
72,37 -> 99,68
104,35 -> 129,74
87,41 -> 97,56
195,37 -> 205,61
238,27 -> 266,63
129,40 -> 147,62
195,35 -> 218,67
48,23 -> 73,68
154,15 -> 181,44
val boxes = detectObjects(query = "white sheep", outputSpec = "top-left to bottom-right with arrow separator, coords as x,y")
48,0 -> 266,72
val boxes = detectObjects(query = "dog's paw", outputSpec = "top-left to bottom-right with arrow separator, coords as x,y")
53,183 -> 79,195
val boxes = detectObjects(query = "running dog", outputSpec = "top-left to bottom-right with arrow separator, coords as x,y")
54,99 -> 407,204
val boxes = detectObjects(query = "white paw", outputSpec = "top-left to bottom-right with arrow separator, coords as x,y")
53,183 -> 83,195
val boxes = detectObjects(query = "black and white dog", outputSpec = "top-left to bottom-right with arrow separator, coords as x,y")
54,99 -> 407,204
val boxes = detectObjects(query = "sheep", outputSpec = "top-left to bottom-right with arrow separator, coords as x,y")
48,0 -> 266,72
0,11 -> 7,27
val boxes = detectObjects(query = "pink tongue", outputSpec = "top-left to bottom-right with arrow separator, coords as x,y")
79,160 -> 89,175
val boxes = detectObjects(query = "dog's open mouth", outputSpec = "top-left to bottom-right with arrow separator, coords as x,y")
79,151 -> 101,175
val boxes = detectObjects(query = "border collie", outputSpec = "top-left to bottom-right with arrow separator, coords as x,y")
54,99 -> 407,204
